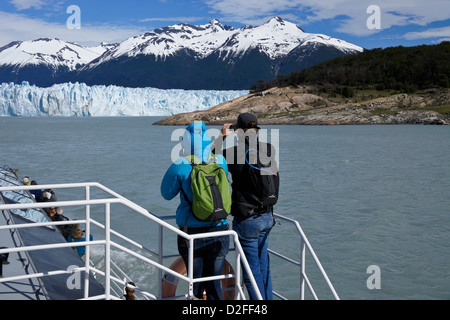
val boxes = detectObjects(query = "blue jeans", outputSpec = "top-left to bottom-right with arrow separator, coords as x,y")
178,224 -> 230,300
233,212 -> 274,300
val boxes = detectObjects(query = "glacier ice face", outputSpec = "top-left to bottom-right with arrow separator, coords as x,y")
0,82 -> 248,117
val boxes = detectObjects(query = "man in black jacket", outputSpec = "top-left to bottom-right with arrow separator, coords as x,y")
212,113 -> 279,300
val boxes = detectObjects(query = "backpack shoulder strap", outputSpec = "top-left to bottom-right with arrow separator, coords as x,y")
184,155 -> 201,165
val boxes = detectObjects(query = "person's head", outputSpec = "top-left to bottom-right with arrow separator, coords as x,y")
181,122 -> 212,161
72,228 -> 84,239
124,282 -> 136,300
71,223 -> 80,233
23,177 -> 30,185
48,207 -> 56,216
230,113 -> 260,133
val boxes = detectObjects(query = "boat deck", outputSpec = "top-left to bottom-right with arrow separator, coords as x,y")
0,166 -> 105,300
0,209 -> 46,300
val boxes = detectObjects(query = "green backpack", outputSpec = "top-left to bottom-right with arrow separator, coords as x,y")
183,155 -> 231,222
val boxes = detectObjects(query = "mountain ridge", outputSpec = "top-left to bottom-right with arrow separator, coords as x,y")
0,17 -> 363,90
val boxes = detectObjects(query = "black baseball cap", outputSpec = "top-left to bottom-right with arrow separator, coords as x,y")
230,113 -> 260,130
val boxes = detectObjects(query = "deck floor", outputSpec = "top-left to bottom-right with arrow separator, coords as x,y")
0,210 -> 46,300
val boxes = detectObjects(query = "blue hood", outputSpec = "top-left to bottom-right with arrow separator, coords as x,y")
181,122 -> 212,162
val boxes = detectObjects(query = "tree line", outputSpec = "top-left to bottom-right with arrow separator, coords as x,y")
250,42 -> 450,93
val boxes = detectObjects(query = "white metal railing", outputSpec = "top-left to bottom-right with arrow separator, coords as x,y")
157,214 -> 340,300
0,182 -> 262,300
270,214 -> 340,300
0,182 -> 339,300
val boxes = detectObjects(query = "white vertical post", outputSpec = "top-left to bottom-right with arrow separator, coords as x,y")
84,185 -> 91,299
300,238 -> 306,300
234,236 -> 263,300
157,224 -> 163,299
104,202 -> 111,300
235,242 -> 242,300
188,238 -> 194,299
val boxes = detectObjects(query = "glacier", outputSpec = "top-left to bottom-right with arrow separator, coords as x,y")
0,82 -> 248,117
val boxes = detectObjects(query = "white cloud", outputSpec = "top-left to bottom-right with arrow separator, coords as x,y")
204,0 -> 450,37
10,0 -> 45,10
403,26 -> 450,40
332,1 -> 450,36
0,11 -> 146,47
205,0 -> 305,25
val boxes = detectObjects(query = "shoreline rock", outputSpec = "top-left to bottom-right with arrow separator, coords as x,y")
154,86 -> 450,126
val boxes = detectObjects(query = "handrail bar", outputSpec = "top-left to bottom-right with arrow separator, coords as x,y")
0,182 -> 102,192
0,198 -> 122,210
0,266 -> 87,284
0,240 -> 105,257
268,249 -> 301,266
0,219 -> 87,230
89,217 -> 159,258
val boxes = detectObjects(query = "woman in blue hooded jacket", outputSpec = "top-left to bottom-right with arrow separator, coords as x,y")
161,122 -> 230,300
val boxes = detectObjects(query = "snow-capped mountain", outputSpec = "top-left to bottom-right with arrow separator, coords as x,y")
87,17 -> 361,65
0,39 -> 107,71
0,38 -> 109,71
0,38 -> 112,87
0,17 -> 363,89
88,19 -> 235,66
217,17 -> 361,60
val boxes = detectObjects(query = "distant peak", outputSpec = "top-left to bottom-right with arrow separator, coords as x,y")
265,16 -> 285,25
208,18 -> 226,31
207,18 -> 236,31
210,18 -> 221,25
264,16 -> 305,32
272,16 -> 285,23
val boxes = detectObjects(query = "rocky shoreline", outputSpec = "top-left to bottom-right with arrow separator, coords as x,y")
154,86 -> 450,126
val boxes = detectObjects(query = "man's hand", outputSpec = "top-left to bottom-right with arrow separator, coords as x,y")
221,123 -> 233,137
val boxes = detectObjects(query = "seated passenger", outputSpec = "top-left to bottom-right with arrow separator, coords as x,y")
29,180 -> 43,200
123,282 -> 137,300
48,207 -> 74,240
67,226 -> 93,262
39,189 -> 57,213
38,189 -> 57,202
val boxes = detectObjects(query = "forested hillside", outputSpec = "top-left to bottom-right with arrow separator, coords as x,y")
251,42 -> 450,93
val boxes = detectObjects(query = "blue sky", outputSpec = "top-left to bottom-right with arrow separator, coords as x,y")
0,0 -> 449,49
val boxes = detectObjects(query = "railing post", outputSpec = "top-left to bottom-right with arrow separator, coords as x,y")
157,224 -> 163,299
188,238 -> 194,299
104,202 -> 111,300
233,236 -> 263,300
300,237 -> 306,300
84,186 -> 91,299
235,243 -> 242,300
